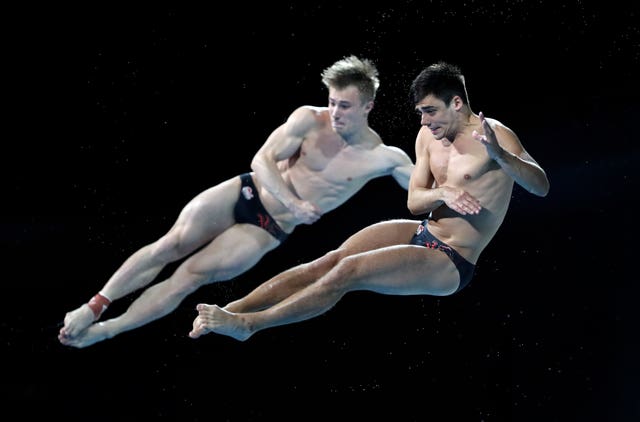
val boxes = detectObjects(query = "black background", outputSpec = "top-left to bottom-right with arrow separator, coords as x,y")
3,2 -> 638,420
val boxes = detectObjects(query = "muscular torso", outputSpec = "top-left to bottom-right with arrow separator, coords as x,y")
424,125 -> 515,263
255,108 -> 399,230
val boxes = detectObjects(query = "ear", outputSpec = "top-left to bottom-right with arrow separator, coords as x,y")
364,100 -> 374,113
451,95 -> 463,111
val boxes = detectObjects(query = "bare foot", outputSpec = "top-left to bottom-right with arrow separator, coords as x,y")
189,304 -> 252,341
58,304 -> 95,341
58,322 -> 112,348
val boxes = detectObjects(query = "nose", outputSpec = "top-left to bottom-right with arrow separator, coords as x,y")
420,113 -> 430,126
331,106 -> 341,118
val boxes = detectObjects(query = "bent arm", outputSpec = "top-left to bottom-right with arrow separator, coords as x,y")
476,114 -> 550,197
493,148 -> 550,197
407,130 -> 443,215
406,128 -> 482,216
251,107 -> 315,209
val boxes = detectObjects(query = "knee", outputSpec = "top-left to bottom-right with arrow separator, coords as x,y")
171,266 -> 211,294
308,249 -> 346,272
150,230 -> 191,263
318,255 -> 359,292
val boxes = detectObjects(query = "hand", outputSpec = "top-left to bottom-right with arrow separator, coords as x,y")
442,186 -> 481,215
290,200 -> 322,225
472,111 -> 503,160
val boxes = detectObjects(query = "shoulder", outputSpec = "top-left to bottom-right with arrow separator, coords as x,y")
415,126 -> 434,149
482,115 -> 524,153
371,132 -> 413,166
289,105 -> 329,122
376,143 -> 412,163
483,117 -> 517,139
285,106 -> 329,133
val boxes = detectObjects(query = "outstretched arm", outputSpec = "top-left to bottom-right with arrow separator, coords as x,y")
385,145 -> 415,190
473,111 -> 550,197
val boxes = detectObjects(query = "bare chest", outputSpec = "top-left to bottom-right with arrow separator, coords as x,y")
296,136 -> 385,181
430,142 -> 492,186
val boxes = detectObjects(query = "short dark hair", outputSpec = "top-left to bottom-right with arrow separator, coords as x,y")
409,61 -> 470,107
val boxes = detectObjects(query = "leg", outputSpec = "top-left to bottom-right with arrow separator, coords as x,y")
222,251 -> 342,314
190,219 -> 460,341
223,219 -> 423,313
59,176 -> 243,342
60,223 -> 281,347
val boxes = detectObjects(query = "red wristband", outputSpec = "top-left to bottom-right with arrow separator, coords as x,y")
87,293 -> 111,320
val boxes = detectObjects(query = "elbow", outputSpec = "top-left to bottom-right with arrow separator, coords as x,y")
537,185 -> 550,198
534,176 -> 551,197
250,156 -> 264,173
528,181 -> 550,197
533,168 -> 551,197
539,182 -> 550,197
406,199 -> 422,215
407,191 -> 435,215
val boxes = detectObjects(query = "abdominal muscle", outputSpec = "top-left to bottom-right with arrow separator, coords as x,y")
253,167 -> 369,233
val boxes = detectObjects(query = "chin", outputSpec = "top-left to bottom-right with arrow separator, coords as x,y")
333,127 -> 349,136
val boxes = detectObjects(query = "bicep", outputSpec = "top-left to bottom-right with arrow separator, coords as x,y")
257,125 -> 304,161
495,124 -> 527,158
256,109 -> 313,161
410,132 -> 434,190
410,153 -> 433,191
391,161 -> 414,190
385,146 -> 414,172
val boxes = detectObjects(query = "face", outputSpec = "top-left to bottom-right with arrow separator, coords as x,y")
414,94 -> 461,141
327,85 -> 373,137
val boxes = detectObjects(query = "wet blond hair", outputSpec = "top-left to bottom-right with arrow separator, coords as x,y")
321,55 -> 380,103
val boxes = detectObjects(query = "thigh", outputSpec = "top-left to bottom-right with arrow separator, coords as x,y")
345,244 -> 460,296
183,223 -> 281,280
171,176 -> 242,246
338,219 -> 422,255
